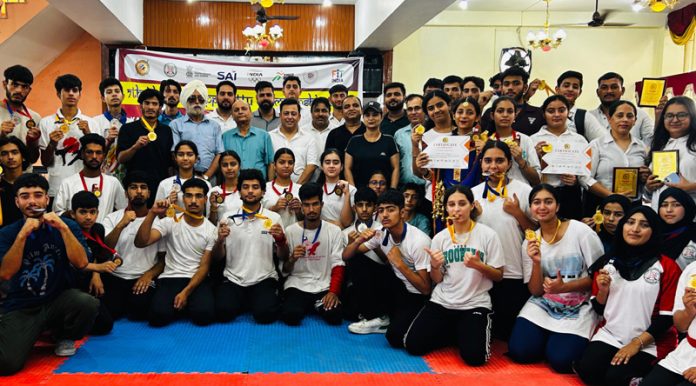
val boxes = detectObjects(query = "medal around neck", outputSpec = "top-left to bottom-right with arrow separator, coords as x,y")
147,132 -> 157,141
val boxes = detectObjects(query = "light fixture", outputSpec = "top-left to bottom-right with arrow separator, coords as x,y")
242,23 -> 283,50
322,0 -> 332,7
197,15 -> 210,26
458,0 -> 468,10
631,0 -> 680,13
251,0 -> 285,8
526,0 -> 565,52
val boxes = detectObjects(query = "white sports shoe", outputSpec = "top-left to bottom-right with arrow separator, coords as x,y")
348,315 -> 390,334
54,340 -> 77,357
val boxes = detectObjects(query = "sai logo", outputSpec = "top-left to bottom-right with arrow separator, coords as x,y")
331,69 -> 344,83
163,63 -> 177,77
135,60 -> 150,76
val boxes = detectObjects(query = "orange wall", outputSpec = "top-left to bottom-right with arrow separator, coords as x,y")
0,0 -> 48,45
27,31 -> 103,118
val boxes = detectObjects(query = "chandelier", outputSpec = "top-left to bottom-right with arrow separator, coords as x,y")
632,0 -> 680,12
251,0 -> 285,8
243,23 -> 283,50
526,0 -> 566,52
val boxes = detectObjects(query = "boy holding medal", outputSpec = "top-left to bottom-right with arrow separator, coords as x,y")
0,65 -> 41,163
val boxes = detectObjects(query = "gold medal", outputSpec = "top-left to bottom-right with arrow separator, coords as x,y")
215,194 -> 224,204
60,124 -> 69,133
525,229 -> 537,241
112,254 -> 123,267
592,209 -> 604,225
689,274 -> 696,289
284,192 -> 294,201
166,205 -> 176,218
147,132 -> 157,141
453,168 -> 461,182
503,138 -> 515,147
414,124 -> 425,135
263,218 -> 273,229
0,166 -> 3,175
472,134 -> 480,141
334,187 -> 343,196
480,132 -> 489,142
542,144 -> 553,153
93,190 -> 102,198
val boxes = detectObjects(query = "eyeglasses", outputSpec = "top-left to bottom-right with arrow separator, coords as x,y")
187,96 -> 206,104
369,180 -> 387,186
664,112 -> 689,121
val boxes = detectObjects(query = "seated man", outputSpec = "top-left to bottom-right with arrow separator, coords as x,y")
280,182 -> 344,326
102,171 -> 164,321
343,189 -> 431,348
213,169 -> 287,324
0,173 -> 98,375
135,178 -> 216,327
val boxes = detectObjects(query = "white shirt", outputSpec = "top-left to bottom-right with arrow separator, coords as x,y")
492,132 -> 541,186
363,222 -> 431,294
102,209 -> 162,280
0,103 -> 41,143
429,222 -> 504,310
342,219 -> 384,265
589,132 -> 648,193
153,216 -> 217,279
262,180 -> 301,228
219,207 -> 283,286
207,109 -> 237,135
328,114 -> 344,130
155,175 -> 212,209
268,128 -> 320,183
588,105 -> 654,147
92,113 -> 136,175
208,185 -> 241,219
658,261 -> 696,374
53,172 -> 127,222
649,135 -> 696,210
530,127 -> 596,189
320,181 -> 356,225
519,220 -> 604,338
567,106 -> 606,143
304,125 -> 334,153
38,109 -> 97,197
284,220 -> 345,293
472,179 -> 531,280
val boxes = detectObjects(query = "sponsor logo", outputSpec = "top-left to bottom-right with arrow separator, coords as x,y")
217,71 -> 238,81
247,71 -> 263,83
135,60 -> 150,76
163,63 -> 177,77
272,71 -> 285,82
185,66 -> 213,79
331,69 -> 344,83
527,117 -> 536,124
186,66 -> 194,78
303,71 -> 318,85
564,143 -> 571,150
643,267 -> 661,284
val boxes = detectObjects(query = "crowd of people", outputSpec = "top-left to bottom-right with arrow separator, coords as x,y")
0,62 -> 694,386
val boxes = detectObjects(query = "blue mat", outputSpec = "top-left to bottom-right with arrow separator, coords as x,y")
56,315 -> 433,374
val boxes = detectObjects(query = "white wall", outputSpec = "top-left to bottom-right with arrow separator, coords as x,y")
354,0 -> 405,47
100,0 -> 143,42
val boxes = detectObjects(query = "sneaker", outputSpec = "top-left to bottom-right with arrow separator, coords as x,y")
348,315 -> 390,334
54,340 -> 76,357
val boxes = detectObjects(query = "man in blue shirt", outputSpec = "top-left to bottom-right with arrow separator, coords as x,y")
394,94 -> 426,187
158,79 -> 183,126
170,80 -> 224,181
223,99 -> 274,180
0,173 -> 98,375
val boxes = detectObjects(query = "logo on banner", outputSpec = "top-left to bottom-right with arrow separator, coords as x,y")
303,71 -> 318,85
247,72 -> 263,83
272,71 -> 285,82
163,63 -> 177,77
135,60 -> 150,76
186,66 -> 194,78
331,69 -> 344,83
217,71 -> 238,81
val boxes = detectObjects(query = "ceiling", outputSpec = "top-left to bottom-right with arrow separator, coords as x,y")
452,0 -> 695,12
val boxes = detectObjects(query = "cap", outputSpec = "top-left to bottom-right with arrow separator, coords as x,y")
363,101 -> 382,114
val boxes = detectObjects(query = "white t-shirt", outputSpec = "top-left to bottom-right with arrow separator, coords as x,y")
53,172 -> 127,222
429,222 -> 504,310
155,175 -> 212,209
102,209 -> 162,280
320,181 -> 356,225
268,128 -> 320,183
208,185 -> 242,219
658,261 -> 696,374
530,127 -> 596,189
219,207 -> 283,286
363,222 -> 431,294
153,217 -> 217,279
262,180 -> 301,229
591,256 -> 680,356
342,219 -> 383,265
675,240 -> 696,271
0,103 -> 41,144
38,109 -> 97,197
284,220 -> 345,293
519,220 -> 604,338
472,179 -> 531,280
491,132 -> 541,186
207,109 -> 237,135
92,113 -> 136,175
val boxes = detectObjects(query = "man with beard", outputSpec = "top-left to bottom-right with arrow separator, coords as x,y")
282,76 -> 312,129
102,171 -> 165,322
170,80 -> 224,182
158,79 -> 183,126
93,78 -> 134,178
222,99 -> 274,179
251,81 -> 280,131
588,72 -> 654,146
480,66 -> 545,136
208,80 -> 237,134
213,168 -> 287,324
306,97 -> 332,152
380,82 -> 409,137
135,178 -> 216,327
0,173 -> 97,374
54,134 -> 127,222
117,89 -> 174,205
394,94 -> 426,186
554,71 -> 605,142
0,65 -> 40,163
269,99 -> 319,184
328,84 -> 348,129
442,75 -> 463,101
324,95 -> 365,153
0,136 -> 30,227
39,74 -> 97,202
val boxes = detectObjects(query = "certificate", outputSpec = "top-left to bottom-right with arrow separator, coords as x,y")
612,167 -> 639,199
423,135 -> 470,169
652,150 -> 679,181
541,141 -> 592,176
639,78 -> 666,107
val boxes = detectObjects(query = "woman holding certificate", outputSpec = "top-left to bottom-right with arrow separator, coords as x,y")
531,95 -> 611,220
646,96 -> 696,211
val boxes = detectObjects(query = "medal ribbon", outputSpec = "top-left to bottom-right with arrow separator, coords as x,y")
141,118 -> 157,135
482,175 -> 507,202
382,222 -> 408,246
79,171 -> 103,196
54,113 -> 79,127
169,204 -> 204,222
323,182 -> 339,195
271,179 -> 292,196
104,110 -> 127,125
302,220 -> 322,245
4,99 -> 31,119
81,230 -> 117,256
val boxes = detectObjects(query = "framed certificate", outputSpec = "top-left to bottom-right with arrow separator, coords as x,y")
612,167 -> 639,199
652,150 -> 679,181
639,78 -> 666,108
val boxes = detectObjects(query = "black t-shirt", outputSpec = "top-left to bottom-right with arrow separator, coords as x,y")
0,178 -> 21,228
325,123 -> 366,153
480,103 -> 546,136
345,134 -> 399,188
117,120 -> 174,189
380,114 -> 410,137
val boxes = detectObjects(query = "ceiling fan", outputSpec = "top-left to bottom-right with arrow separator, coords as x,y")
586,0 -> 633,27
251,3 -> 299,24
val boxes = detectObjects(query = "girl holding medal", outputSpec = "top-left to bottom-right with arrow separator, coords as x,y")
209,150 -> 242,224
405,185 -> 503,366
317,148 -> 355,228
472,140 -> 535,340
264,148 -> 302,228
155,141 -> 210,209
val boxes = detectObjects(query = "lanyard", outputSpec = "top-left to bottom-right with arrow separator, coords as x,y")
79,171 -> 103,197
383,222 -> 407,246
482,176 -> 507,202
174,174 -> 183,187
271,179 -> 292,196
167,204 -> 204,222
221,182 -> 236,198
103,110 -> 127,125
302,220 -> 322,245
323,182 -> 340,195
82,229 -> 117,256
493,130 -> 519,142
4,99 -> 31,119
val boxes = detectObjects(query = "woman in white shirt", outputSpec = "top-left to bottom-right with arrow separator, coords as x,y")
263,148 -> 302,227
209,150 -> 242,224
317,148 -> 355,228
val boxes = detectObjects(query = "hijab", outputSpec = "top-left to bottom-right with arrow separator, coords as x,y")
658,187 -> 696,261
